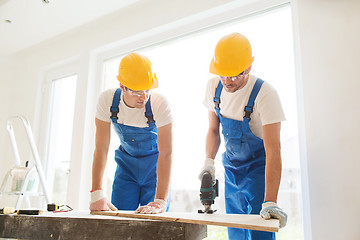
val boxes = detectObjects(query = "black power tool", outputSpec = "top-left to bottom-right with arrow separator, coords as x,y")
198,171 -> 219,214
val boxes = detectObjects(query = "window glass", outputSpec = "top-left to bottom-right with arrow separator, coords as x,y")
47,75 -> 77,204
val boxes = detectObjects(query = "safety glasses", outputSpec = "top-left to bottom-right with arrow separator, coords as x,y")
126,87 -> 150,97
219,71 -> 246,82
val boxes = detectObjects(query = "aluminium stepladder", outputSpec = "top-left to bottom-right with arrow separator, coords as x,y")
0,116 -> 51,209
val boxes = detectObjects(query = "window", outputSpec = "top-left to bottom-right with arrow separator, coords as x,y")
102,5 -> 303,239
42,74 -> 78,204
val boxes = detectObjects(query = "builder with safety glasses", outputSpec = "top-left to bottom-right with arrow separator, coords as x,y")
90,52 -> 172,214
199,33 -> 287,239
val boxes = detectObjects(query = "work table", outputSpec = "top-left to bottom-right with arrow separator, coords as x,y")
0,210 -> 207,240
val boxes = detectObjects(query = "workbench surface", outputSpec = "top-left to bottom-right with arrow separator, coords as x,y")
0,210 -> 207,240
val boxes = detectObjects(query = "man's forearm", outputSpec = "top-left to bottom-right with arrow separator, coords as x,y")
155,152 -> 172,200
264,155 -> 282,202
92,150 -> 108,191
262,122 -> 282,203
206,130 -> 221,159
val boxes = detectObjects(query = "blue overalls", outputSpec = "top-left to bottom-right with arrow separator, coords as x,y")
109,88 -> 169,210
214,79 -> 275,240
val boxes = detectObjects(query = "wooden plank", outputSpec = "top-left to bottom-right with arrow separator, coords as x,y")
0,211 -> 207,240
91,211 -> 279,233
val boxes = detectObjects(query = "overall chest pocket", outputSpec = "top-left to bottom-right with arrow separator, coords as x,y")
222,128 -> 242,140
122,133 -> 155,151
222,129 -> 252,160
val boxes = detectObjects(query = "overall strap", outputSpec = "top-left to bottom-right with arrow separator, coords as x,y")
243,78 -> 264,123
214,81 -> 223,116
110,88 -> 121,123
145,96 -> 155,127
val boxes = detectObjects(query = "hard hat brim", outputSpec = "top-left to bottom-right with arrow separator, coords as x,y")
209,57 -> 254,76
150,74 -> 159,89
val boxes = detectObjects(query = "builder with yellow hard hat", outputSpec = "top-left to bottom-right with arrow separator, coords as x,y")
199,33 -> 287,239
90,53 -> 172,214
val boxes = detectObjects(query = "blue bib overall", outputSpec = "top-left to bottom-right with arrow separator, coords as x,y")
214,79 -> 275,240
109,88 -> 169,210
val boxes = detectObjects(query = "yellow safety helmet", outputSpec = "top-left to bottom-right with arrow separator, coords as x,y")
209,33 -> 254,77
117,52 -> 158,91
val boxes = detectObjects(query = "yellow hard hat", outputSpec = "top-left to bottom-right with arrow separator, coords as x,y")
209,33 -> 254,76
117,52 -> 158,91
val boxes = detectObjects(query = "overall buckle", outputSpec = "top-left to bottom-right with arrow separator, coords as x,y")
244,106 -> 253,120
110,106 -> 119,120
214,97 -> 221,110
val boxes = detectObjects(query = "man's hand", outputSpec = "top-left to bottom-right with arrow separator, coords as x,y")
89,189 -> 117,211
198,158 -> 215,180
135,199 -> 167,214
260,201 -> 287,228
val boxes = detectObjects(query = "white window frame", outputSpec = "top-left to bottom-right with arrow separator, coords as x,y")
83,0 -> 310,237
36,57 -> 80,205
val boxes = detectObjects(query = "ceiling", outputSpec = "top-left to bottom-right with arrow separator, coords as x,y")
0,0 -> 138,58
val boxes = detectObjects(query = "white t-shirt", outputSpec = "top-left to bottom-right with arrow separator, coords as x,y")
96,88 -> 173,128
203,75 -> 285,139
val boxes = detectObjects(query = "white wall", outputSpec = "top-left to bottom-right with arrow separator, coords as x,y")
0,58 -> 16,186
293,0 -> 360,239
0,0 -> 359,239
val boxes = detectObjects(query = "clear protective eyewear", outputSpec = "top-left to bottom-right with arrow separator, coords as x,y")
219,71 -> 245,82
126,87 -> 150,97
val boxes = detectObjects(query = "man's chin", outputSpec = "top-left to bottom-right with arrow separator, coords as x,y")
224,86 -> 237,93
135,102 -> 146,108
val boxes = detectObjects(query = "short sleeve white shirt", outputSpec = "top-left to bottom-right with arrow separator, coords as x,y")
203,75 -> 285,139
96,88 -> 173,128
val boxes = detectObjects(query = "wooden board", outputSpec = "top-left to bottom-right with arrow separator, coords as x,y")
0,211 -> 206,240
91,211 -> 279,233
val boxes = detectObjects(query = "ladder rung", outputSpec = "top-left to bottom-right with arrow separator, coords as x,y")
1,191 -> 44,196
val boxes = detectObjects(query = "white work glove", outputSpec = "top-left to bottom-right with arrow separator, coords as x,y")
260,201 -> 287,228
198,158 -> 215,180
135,199 -> 167,214
89,189 -> 117,211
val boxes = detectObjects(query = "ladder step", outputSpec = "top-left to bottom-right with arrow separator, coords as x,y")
1,192 -> 44,196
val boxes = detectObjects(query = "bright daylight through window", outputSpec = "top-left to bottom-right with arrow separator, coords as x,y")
46,75 -> 77,204
102,5 -> 303,239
